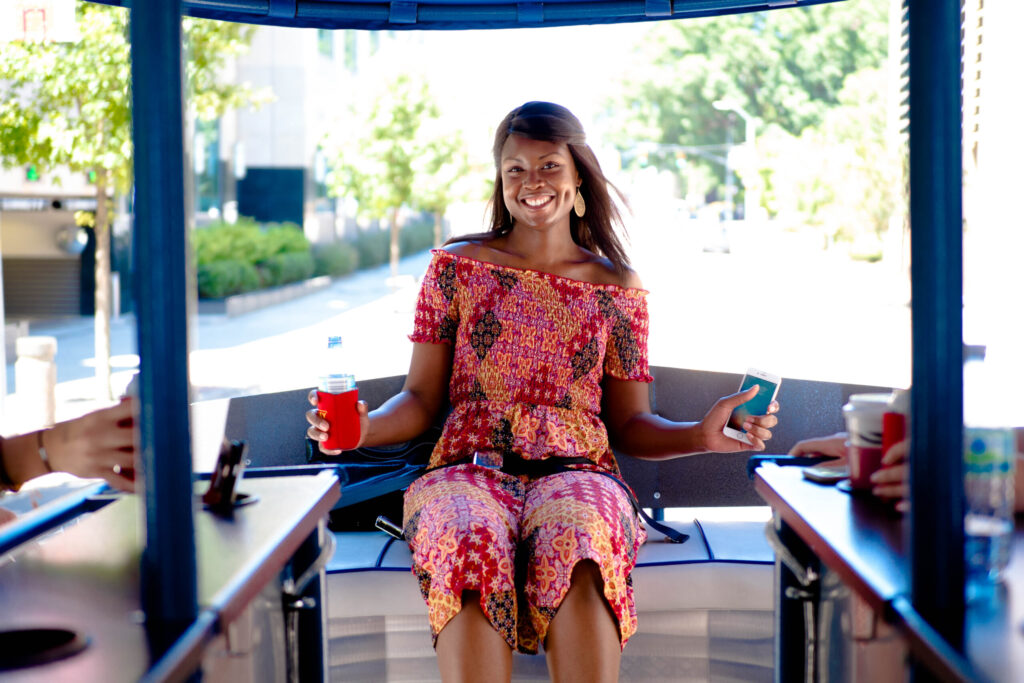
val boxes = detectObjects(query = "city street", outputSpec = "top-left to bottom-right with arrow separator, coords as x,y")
2,224 -> 915,432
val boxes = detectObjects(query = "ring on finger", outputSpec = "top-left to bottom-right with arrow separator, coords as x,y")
113,464 -> 122,475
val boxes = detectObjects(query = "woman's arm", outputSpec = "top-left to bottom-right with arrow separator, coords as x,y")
602,376 -> 779,460
789,433 -> 848,459
1,399 -> 137,492
307,342 -> 452,454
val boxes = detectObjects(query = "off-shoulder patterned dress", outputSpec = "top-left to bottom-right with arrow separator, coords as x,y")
403,249 -> 653,654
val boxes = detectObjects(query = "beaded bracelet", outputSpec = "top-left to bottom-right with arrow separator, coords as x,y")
37,430 -> 54,473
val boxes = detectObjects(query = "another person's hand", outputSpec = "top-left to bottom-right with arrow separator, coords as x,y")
45,398 -> 138,492
699,385 -> 780,452
871,438 -> 909,512
305,389 -> 370,455
789,433 -> 848,460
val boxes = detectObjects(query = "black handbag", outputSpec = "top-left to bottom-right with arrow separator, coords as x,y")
306,426 -> 438,530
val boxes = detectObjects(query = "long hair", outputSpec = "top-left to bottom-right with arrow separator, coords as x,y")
450,101 -> 631,272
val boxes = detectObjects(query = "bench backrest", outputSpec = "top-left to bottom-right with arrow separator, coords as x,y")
193,367 -> 890,507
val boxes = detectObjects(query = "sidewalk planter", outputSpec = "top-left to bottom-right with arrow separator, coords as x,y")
197,275 -> 332,317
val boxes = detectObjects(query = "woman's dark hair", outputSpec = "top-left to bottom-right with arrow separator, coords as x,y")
449,101 -> 631,272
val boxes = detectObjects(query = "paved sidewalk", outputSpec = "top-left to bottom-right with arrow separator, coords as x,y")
2,250 -> 433,430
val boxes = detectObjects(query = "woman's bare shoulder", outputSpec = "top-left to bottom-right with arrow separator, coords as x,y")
579,251 -> 644,289
441,238 -> 499,260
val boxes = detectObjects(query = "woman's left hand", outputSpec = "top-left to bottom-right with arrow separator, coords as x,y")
47,398 -> 137,492
699,385 -> 780,452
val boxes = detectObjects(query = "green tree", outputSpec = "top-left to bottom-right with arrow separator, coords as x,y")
326,73 -> 468,276
0,4 -> 266,400
412,116 -> 478,248
759,67 -> 900,256
609,0 -> 889,211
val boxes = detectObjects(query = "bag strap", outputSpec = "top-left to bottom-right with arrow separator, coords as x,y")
433,454 -> 690,544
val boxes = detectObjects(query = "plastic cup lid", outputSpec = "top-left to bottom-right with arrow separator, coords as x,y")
843,393 -> 891,413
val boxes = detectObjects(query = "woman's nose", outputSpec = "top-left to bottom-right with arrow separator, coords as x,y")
523,169 -> 541,186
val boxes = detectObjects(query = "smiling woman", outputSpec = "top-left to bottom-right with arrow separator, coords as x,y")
305,100 -> 781,682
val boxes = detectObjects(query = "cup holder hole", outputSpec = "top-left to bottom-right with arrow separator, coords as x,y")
0,628 -> 89,670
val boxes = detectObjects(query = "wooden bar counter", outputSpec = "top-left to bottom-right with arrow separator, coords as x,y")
754,462 -> 1024,683
0,470 -> 339,681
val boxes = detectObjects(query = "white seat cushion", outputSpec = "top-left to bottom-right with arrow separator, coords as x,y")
325,506 -> 776,682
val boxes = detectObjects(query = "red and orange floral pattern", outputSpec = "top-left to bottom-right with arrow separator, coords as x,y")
410,249 -> 653,473
404,249 -> 654,653
403,465 -> 645,653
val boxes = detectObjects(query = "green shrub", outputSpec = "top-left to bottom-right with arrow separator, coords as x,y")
353,228 -> 390,269
197,259 -> 261,298
193,217 -> 264,266
261,222 -> 310,258
258,251 -> 315,287
313,241 -> 359,277
400,216 -> 435,255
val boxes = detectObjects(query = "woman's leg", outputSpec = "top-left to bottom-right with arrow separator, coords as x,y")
544,560 -> 621,683
519,471 -> 646,680
436,590 -> 514,683
403,466 -> 523,681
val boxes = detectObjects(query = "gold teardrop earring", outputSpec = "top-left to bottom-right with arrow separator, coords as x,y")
574,188 -> 586,218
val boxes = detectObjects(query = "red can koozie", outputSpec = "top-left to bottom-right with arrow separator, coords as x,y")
317,388 -> 360,450
882,388 -> 909,458
882,411 -> 906,457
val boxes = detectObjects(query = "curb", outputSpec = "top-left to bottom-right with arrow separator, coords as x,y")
197,275 -> 333,317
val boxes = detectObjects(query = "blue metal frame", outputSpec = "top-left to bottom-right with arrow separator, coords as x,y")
89,0 -> 844,31
109,0 -> 967,674
907,0 -> 965,653
129,0 -> 199,652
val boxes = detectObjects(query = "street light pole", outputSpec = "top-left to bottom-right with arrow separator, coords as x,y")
713,99 -> 758,222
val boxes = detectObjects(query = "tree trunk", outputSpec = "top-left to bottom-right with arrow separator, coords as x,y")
389,206 -> 400,280
433,210 -> 443,248
94,169 -> 113,401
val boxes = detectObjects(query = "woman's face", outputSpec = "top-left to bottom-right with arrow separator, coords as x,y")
500,135 -> 579,231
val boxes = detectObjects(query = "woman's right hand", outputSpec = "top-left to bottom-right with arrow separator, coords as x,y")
871,438 -> 910,512
788,432 -> 849,460
305,389 -> 370,455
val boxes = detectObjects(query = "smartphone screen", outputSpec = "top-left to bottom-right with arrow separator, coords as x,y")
727,373 -> 780,432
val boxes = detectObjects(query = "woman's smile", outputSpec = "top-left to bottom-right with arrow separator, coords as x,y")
521,194 -> 554,209
501,135 -> 579,230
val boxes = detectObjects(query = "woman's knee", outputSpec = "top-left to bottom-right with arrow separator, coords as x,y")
567,560 -> 611,607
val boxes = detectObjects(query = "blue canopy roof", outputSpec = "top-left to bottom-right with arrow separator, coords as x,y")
93,0 -> 842,31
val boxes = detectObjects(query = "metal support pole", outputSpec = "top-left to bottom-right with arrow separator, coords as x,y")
907,0 -> 965,663
129,0 -> 199,654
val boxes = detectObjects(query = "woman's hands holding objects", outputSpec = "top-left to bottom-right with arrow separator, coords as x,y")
305,389 -> 371,455
43,398 -> 138,492
700,385 -> 780,453
789,433 -> 910,512
870,438 -> 910,512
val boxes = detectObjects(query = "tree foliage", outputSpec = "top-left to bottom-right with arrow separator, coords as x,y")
759,67 -> 900,254
327,73 -> 437,221
325,72 -> 476,269
0,3 -> 266,398
0,5 -> 264,192
613,1 -> 888,149
608,0 -> 891,223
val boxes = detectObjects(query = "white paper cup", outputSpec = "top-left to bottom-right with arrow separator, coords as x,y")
842,393 -> 890,448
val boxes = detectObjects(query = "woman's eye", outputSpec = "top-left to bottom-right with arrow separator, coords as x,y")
505,166 -> 523,174
544,162 -> 559,170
